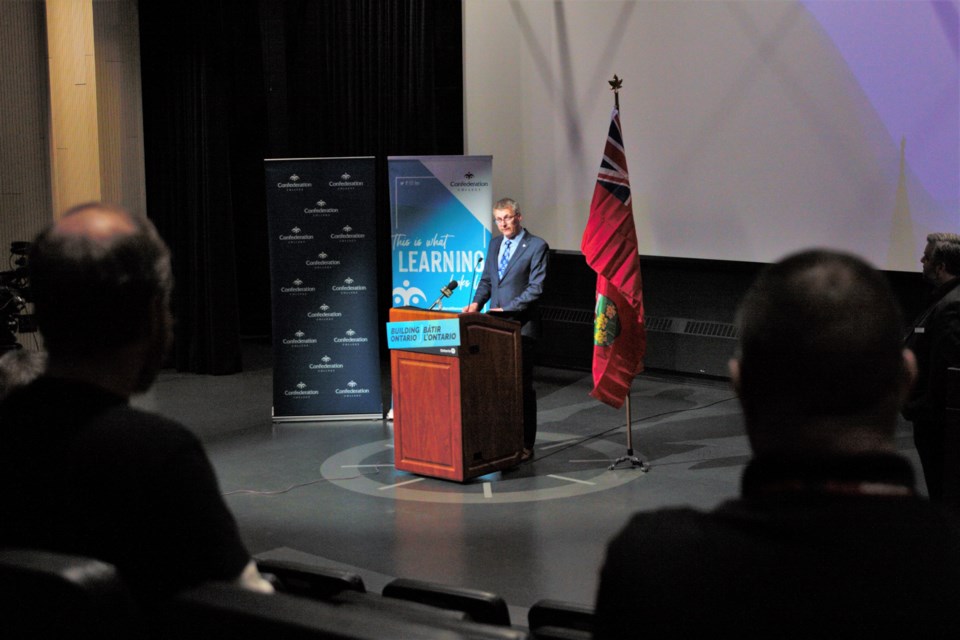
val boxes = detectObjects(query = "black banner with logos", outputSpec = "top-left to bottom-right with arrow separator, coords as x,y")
264,157 -> 382,421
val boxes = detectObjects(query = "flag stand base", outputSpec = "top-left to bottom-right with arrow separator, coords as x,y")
609,448 -> 646,471
609,395 -> 649,471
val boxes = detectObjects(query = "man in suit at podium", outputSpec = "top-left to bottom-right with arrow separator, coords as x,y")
466,198 -> 549,461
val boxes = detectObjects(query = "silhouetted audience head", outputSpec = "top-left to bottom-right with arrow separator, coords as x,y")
731,249 -> 914,455
0,349 -> 46,399
29,202 -> 173,392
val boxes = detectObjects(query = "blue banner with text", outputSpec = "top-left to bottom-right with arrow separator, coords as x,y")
388,156 -> 493,313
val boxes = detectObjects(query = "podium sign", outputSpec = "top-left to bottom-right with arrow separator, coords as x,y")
386,318 -> 461,355
389,307 -> 523,482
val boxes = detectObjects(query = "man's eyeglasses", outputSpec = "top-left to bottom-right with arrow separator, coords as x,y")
495,215 -> 517,225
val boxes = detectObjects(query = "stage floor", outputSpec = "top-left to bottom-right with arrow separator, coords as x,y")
132,341 -> 923,623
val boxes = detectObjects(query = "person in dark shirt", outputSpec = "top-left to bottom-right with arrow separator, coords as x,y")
902,232 -> 960,500
594,249 -> 960,638
0,202 -> 272,599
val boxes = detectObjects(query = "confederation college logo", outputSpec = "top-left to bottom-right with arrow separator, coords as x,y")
449,171 -> 489,191
281,278 -> 316,295
307,303 -> 342,320
332,276 -> 367,294
333,328 -> 369,345
309,355 -> 344,372
593,295 -> 620,347
280,226 -> 314,242
335,379 -> 371,396
305,251 -> 340,268
282,330 -> 318,347
277,174 -> 313,190
304,199 -> 339,216
328,172 -> 365,189
284,381 -> 319,397
330,225 -> 366,241
392,280 -> 427,306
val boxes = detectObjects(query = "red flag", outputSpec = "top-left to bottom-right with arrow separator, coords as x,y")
581,108 -> 646,409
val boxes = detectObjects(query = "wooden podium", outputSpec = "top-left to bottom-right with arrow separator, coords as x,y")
389,307 -> 523,482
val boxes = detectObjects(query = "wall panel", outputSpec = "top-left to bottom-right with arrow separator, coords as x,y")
0,0 -> 53,249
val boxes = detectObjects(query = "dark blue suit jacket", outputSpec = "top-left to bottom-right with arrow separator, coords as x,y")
472,230 -> 549,339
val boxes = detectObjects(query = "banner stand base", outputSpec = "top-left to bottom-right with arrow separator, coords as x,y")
272,413 -> 384,423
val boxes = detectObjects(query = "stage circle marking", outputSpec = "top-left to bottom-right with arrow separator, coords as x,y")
320,431 -> 644,504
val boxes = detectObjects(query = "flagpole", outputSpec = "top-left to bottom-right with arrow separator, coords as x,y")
609,392 -> 647,471
605,75 -> 647,472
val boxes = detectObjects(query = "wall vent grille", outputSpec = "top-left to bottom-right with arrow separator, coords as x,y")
542,307 -> 738,340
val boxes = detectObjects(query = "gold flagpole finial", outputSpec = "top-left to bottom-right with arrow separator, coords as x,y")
608,75 -> 623,110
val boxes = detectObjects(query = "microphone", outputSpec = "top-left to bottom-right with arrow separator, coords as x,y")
440,280 -> 458,298
429,280 -> 459,310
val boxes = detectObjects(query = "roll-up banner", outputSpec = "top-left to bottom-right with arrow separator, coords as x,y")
265,157 -> 382,421
387,156 -> 493,312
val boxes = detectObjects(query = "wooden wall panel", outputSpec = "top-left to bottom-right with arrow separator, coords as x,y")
45,0 -> 101,213
0,0 -> 53,248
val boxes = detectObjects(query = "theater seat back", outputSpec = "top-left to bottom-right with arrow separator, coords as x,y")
0,548 -> 143,639
162,582 -> 478,640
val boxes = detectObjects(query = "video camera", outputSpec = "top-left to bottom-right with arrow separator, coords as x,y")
0,241 -> 37,352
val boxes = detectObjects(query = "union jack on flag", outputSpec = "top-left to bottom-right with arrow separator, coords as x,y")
596,115 -> 632,207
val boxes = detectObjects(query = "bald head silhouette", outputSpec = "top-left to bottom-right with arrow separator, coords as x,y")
29,202 -> 173,394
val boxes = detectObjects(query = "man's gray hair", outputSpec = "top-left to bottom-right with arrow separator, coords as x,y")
494,198 -> 521,217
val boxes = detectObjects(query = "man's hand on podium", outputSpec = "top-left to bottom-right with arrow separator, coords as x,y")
463,303 -> 504,313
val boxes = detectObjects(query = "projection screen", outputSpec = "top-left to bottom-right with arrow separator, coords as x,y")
463,0 -> 959,271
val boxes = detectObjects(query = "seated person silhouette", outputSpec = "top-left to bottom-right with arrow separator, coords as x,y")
0,202 -> 272,599
594,249 -> 960,638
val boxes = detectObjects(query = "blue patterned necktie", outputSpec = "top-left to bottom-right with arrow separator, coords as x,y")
498,239 -> 513,279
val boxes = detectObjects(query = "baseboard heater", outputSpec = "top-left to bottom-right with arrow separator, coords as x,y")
539,306 -> 737,377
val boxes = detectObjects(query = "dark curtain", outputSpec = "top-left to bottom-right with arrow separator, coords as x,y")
137,0 -> 463,374
138,1 -> 261,374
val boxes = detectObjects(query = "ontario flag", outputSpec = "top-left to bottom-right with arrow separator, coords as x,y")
580,107 -> 646,409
